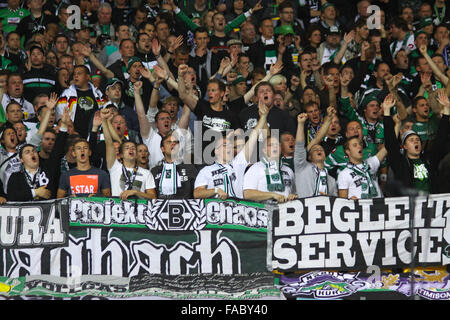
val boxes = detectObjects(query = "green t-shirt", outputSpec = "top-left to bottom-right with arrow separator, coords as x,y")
410,158 -> 430,192
0,7 -> 30,34
411,116 -> 439,141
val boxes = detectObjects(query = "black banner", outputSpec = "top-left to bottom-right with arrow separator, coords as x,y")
269,194 -> 450,271
0,199 -> 69,249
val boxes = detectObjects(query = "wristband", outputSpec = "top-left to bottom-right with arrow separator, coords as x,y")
167,50 -> 174,54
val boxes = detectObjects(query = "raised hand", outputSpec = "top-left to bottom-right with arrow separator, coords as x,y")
436,89 -> 450,108
252,0 -> 263,12
419,44 -> 427,56
169,35 -> 183,53
140,67 -> 155,82
269,60 -> 283,75
297,112 -> 308,124
178,64 -> 189,77
381,93 -> 396,111
80,44 -> 92,57
133,80 -> 143,93
92,110 -> 102,128
258,103 -> 269,118
47,92 -> 59,110
343,30 -> 355,44
153,64 -> 168,80
151,38 -> 161,56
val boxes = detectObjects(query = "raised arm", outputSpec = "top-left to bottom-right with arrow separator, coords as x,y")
101,109 -> 117,170
177,64 -> 198,111
81,44 -> 114,79
38,92 -> 58,136
386,73 -> 408,120
242,104 -> 269,162
243,61 -> 284,104
333,31 -> 355,65
134,81 -> 151,140
419,44 -> 449,85
307,106 -> 335,151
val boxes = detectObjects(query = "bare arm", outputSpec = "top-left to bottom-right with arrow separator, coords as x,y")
244,61 -> 283,104
177,64 -> 198,111
333,31 -> 354,64
101,111 -> 117,170
419,45 -> 449,85
134,81 -> 151,139
177,104 -> 191,130
307,106 -> 335,151
38,93 -> 58,136
82,45 -> 114,79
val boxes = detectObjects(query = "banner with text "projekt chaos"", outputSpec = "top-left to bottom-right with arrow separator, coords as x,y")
1,197 -> 268,278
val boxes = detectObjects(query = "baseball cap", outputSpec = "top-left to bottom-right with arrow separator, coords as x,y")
105,77 -> 123,90
360,94 -> 380,109
232,74 -> 246,85
127,56 -> 142,71
227,38 -> 243,47
401,130 -> 420,145
326,25 -> 341,36
414,29 -> 427,38
321,2 -> 335,12
419,17 -> 433,29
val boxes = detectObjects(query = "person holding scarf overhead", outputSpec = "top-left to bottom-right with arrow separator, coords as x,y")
151,131 -> 198,199
337,135 -> 387,200
102,108 -> 156,200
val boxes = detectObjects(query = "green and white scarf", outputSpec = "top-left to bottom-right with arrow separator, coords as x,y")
313,165 -> 328,196
262,37 -> 277,71
262,157 -> 285,192
159,162 -> 178,196
216,163 -> 236,197
347,161 -> 378,199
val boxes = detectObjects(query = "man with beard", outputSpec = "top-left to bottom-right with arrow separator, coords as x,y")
151,130 -> 198,199
383,91 -> 450,194
7,143 -> 55,201
102,110 -> 156,200
57,138 -> 111,198
294,107 -> 338,198
317,26 -> 342,65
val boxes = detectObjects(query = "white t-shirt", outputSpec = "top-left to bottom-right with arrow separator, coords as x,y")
143,127 -> 192,170
243,161 -> 295,198
108,159 -> 156,196
194,150 -> 248,199
337,156 -> 382,199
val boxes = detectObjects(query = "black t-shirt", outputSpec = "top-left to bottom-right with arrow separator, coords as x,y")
122,78 -> 152,113
75,88 -> 99,139
194,99 -> 240,152
151,163 -> 198,199
239,104 -> 296,134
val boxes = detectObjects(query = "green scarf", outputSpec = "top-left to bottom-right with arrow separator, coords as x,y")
347,161 -> 378,199
262,156 -> 285,192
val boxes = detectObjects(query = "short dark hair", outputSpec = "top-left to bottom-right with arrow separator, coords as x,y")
255,81 -> 274,95
412,96 -> 427,108
19,143 -> 36,159
119,141 -> 137,155
208,78 -> 226,92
